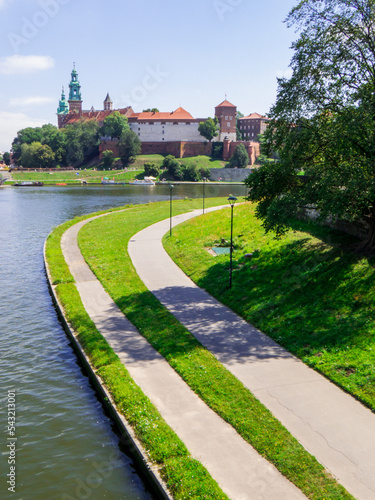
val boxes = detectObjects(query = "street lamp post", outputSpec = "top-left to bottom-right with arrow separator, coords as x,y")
169,184 -> 174,237
202,177 -> 206,214
228,196 -> 237,289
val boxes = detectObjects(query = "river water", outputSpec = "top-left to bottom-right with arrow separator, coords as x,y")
0,184 -> 240,500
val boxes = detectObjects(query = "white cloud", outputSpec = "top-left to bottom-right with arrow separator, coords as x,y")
10,96 -> 55,107
0,55 -> 54,75
0,112 -> 47,151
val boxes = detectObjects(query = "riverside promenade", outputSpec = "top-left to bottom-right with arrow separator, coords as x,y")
60,209 -> 305,500
128,208 -> 375,500
61,206 -> 375,500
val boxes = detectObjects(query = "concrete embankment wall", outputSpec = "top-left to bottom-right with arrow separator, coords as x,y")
43,240 -> 172,500
209,168 -> 252,182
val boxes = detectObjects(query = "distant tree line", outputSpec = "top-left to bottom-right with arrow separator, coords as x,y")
11,112 -> 141,169
144,155 -> 211,182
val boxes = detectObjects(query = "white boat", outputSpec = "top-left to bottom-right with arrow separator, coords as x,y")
129,176 -> 155,185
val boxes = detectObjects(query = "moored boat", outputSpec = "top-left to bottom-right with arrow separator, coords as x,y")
14,181 -> 44,187
128,176 -> 156,186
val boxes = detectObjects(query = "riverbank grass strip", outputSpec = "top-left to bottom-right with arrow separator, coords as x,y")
45,202 -> 231,500
77,200 -> 353,500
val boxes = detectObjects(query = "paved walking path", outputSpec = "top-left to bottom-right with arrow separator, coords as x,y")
60,213 -> 305,500
128,207 -> 375,500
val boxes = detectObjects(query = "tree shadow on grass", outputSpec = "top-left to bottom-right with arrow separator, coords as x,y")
112,285 -> 294,368
196,236 -> 375,358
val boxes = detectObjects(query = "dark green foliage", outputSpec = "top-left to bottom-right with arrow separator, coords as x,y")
162,155 -> 183,180
100,111 -> 129,139
247,0 -> 375,253
20,142 -> 55,169
118,128 -> 141,166
3,152 -> 11,165
211,142 -> 223,159
144,162 -> 160,177
11,120 -> 100,168
228,144 -> 249,168
198,117 -> 219,142
102,150 -> 115,170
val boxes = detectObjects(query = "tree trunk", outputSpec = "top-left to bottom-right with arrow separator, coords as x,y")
355,209 -> 375,255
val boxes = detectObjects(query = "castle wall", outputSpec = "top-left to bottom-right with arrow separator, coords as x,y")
223,140 -> 260,165
99,140 -> 212,160
129,121 -> 205,143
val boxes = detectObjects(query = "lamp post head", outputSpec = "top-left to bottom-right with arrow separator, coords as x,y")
228,196 -> 237,207
169,184 -> 174,191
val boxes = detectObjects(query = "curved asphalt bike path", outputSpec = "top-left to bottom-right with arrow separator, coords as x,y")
61,210 -> 305,500
128,207 -> 375,500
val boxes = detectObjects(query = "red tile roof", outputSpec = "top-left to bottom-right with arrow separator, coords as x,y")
133,107 -> 194,121
239,113 -> 267,120
216,99 -> 236,108
61,107 -> 134,126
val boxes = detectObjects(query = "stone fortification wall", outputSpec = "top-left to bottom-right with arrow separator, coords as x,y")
129,121 -> 204,142
209,168 -> 252,182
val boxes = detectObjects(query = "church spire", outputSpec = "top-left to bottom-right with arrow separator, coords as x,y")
57,86 -> 69,115
68,64 -> 82,113
103,92 -> 113,111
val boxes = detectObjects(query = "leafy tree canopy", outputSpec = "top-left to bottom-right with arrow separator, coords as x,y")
100,111 -> 129,139
101,150 -> 115,170
118,128 -> 141,166
20,142 -> 55,169
144,162 -> 160,177
143,108 -> 159,113
246,0 -> 375,252
229,144 -> 249,168
198,117 -> 219,142
3,152 -> 11,165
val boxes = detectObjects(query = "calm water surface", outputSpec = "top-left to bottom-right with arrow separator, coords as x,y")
0,184 -> 239,500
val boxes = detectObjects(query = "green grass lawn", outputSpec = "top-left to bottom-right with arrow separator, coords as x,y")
11,154 -> 227,184
164,202 -> 375,411
76,199 -> 352,499
11,169 -> 143,184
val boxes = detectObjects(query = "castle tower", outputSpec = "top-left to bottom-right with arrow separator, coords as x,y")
68,64 -> 82,113
103,93 -> 113,111
215,99 -> 237,141
57,86 -> 69,128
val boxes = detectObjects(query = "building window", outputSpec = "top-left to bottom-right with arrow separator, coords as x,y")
227,122 -> 230,127
173,122 -> 178,125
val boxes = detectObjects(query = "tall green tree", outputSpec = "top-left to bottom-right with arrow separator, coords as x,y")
246,0 -> 375,252
198,117 -> 219,142
62,119 -> 100,166
20,142 -> 55,169
102,150 -> 115,170
3,152 -> 11,166
229,144 -> 249,168
118,129 -> 141,166
100,111 -> 129,139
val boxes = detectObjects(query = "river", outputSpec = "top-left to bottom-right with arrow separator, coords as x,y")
0,183 -> 240,500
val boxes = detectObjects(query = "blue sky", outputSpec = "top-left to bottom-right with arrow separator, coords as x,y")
0,0 -> 298,152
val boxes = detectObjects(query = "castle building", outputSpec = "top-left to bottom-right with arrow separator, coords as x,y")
238,112 -> 269,141
57,66 -> 262,164
214,99 -> 237,141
